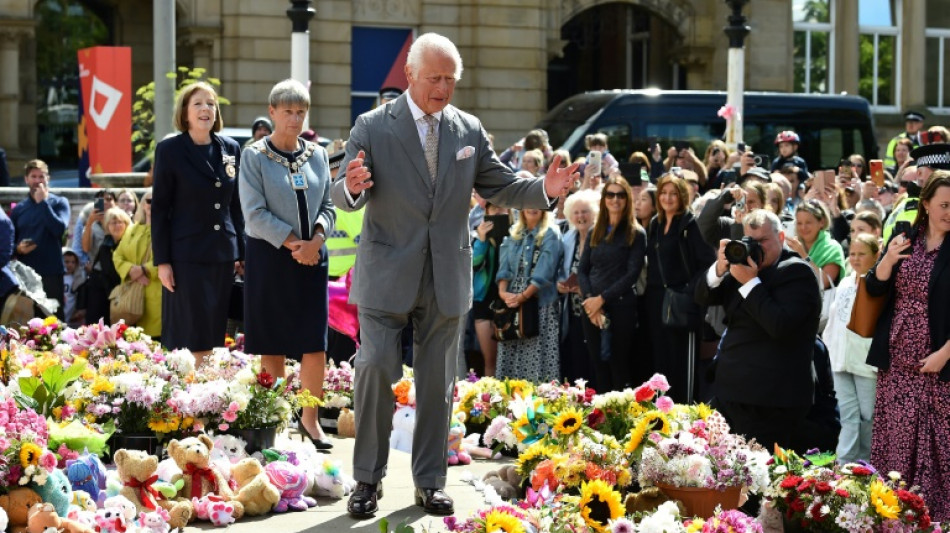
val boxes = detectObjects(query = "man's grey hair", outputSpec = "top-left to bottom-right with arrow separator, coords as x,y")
407,33 -> 463,80
742,209 -> 782,235
268,79 -> 310,109
855,198 -> 886,222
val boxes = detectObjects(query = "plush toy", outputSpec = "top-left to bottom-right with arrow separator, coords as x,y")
166,435 -> 244,522
138,507 -> 171,533
482,466 -> 523,501
0,507 -> 8,533
102,495 -> 137,523
113,449 -> 193,529
92,507 -> 126,533
389,404 -> 415,453
26,502 -> 95,533
64,508 -> 96,532
69,490 -> 96,512
0,487 -> 43,533
447,413 -> 473,466
210,434 -> 249,465
154,458 -> 181,484
308,457 -> 357,499
29,468 -> 72,518
191,495 -> 237,527
230,458 -> 280,516
337,408 -> 356,438
264,461 -> 317,512
623,487 -> 686,516
65,453 -> 107,507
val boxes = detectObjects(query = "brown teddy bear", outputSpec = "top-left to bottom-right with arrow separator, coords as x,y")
624,486 -> 687,517
0,487 -> 42,533
113,449 -> 193,529
166,435 -> 245,522
482,465 -> 523,500
337,408 -> 355,438
26,502 -> 95,533
230,458 -> 280,516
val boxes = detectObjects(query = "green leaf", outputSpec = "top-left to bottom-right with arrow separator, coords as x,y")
804,451 -> 836,467
378,518 -> 389,533
18,376 -> 41,397
166,72 -> 178,79
13,391 -> 38,410
61,362 -> 86,384
393,522 -> 414,533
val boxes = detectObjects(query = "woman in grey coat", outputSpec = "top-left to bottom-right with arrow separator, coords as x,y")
240,79 -> 336,448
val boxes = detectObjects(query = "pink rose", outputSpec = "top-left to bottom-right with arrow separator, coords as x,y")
647,373 -> 671,393
656,396 -> 674,413
218,423 -> 229,432
39,451 -> 57,471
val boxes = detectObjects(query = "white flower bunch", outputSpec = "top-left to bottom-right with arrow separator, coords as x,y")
636,501 -> 687,533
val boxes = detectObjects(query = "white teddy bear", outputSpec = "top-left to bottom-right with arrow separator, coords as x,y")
389,404 -> 416,453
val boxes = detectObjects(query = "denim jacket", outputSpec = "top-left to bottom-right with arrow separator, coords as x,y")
496,225 -> 562,307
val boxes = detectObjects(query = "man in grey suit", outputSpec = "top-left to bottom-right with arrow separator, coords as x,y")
331,33 -> 578,518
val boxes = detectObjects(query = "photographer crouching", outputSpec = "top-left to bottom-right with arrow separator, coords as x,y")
696,209 -> 822,450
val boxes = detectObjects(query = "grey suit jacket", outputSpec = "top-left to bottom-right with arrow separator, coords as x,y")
330,94 -> 550,316
240,139 -> 335,248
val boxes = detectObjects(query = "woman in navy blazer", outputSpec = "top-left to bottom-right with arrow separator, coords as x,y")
151,82 -> 245,364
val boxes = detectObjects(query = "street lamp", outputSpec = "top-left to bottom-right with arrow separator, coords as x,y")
287,0 -> 315,129
723,0 -> 750,147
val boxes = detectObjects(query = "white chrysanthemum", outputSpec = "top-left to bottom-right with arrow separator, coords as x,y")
166,349 -> 196,375
747,449 -> 773,494
637,501 -> 683,533
111,372 -> 145,395
235,368 -> 255,386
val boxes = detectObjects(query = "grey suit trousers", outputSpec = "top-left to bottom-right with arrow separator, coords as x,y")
352,253 -> 461,488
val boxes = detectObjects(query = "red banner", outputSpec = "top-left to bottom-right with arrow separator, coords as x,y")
78,46 -> 132,181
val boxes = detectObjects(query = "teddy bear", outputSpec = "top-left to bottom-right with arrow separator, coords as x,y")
26,502 -> 95,533
623,487 -> 686,517
166,435 -> 244,522
307,457 -> 357,499
389,404 -> 416,453
482,465 -> 523,501
139,507 -> 171,533
113,449 -> 193,529
65,453 -> 107,507
230,458 -> 280,516
93,506 -> 126,533
447,413 -> 473,466
264,461 -> 317,512
337,408 -> 356,438
1,488 -> 43,533
29,468 -> 72,518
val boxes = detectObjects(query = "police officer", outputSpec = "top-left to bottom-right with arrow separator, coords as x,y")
883,143 -> 950,242
884,111 -> 925,170
326,150 -> 362,279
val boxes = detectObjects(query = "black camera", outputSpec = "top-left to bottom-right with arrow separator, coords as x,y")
724,236 -> 764,265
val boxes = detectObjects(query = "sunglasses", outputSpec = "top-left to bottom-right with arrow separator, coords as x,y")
604,191 -> 627,200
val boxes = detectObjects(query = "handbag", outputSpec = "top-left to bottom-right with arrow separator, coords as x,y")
654,224 -> 700,328
109,232 -> 151,325
1,291 -> 36,325
491,243 -> 542,341
847,274 -> 886,338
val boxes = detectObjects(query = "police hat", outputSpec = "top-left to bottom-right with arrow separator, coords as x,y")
904,111 -> 925,122
379,87 -> 403,102
910,143 -> 950,170
251,116 -> 273,133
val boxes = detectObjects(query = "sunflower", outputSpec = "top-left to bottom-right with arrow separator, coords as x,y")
624,417 -> 651,455
19,442 -> 43,467
870,479 -> 900,519
553,408 -> 584,436
482,509 -> 527,533
515,442 -> 557,476
643,410 -> 672,434
579,479 -> 624,532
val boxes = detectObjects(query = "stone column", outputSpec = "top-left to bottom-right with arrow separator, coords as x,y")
900,0 -> 926,110
0,27 -> 25,155
179,27 -> 218,72
834,0 -> 859,96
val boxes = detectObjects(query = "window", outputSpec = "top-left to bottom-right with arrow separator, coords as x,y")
793,0 -> 835,94
925,0 -> 950,111
858,0 -> 901,111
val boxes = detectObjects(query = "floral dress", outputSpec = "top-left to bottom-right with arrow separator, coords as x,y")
870,236 -> 950,520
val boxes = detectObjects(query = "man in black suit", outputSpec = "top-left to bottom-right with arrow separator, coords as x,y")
696,209 -> 821,450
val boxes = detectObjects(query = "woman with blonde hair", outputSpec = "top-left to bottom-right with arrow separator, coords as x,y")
495,208 -> 562,382
113,189 -> 162,337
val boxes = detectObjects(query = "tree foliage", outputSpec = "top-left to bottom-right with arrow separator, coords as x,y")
131,66 -> 231,157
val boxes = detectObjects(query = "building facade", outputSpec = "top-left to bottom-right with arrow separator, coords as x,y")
0,0 -> 946,173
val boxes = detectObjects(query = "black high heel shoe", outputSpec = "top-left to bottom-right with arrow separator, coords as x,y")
293,411 -> 334,450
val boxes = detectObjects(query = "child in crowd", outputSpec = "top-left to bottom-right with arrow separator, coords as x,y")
62,248 -> 86,327
771,130 -> 809,174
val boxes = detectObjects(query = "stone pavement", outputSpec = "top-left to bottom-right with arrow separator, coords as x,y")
185,431 -> 512,533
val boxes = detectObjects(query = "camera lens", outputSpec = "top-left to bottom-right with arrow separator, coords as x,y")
724,240 -> 749,265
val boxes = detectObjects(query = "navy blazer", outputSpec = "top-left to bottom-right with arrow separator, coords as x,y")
0,209 -> 19,297
152,132 -> 245,265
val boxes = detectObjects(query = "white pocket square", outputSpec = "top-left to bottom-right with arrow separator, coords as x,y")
456,146 -> 475,160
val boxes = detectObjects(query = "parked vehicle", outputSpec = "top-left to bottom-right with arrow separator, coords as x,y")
537,90 -> 878,171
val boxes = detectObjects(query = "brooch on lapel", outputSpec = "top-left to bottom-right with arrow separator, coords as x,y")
223,154 -> 237,178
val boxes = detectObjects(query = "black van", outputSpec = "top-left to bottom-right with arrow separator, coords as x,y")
536,90 -> 878,171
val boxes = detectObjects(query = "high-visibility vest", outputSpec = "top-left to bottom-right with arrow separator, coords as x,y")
882,196 -> 918,243
327,207 -> 364,278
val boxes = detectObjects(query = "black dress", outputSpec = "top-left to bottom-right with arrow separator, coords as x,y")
243,140 -> 329,358
84,235 -> 120,325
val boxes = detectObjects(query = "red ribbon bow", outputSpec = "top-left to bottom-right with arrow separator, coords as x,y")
124,475 -> 161,510
184,464 -> 218,500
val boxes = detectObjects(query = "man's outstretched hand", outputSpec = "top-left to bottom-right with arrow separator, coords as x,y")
345,150 -> 373,197
543,154 -> 580,198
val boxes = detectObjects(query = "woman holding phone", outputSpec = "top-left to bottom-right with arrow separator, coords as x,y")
472,203 -> 510,377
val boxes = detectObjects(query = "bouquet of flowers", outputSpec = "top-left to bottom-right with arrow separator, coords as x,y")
0,325 -> 21,385
456,376 -> 534,428
65,320 -> 162,365
687,506 -> 763,533
445,504 -> 531,533
0,395 -> 56,487
323,359 -> 354,409
524,434 -> 633,493
225,361 -> 318,431
18,317 -> 66,352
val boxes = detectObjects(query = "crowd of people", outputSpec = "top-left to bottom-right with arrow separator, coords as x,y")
1,32 -> 949,521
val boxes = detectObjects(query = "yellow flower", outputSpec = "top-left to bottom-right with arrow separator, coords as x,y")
19,442 -> 43,467
129,353 -> 146,363
579,480 -> 624,533
32,356 -> 61,377
81,367 -> 95,382
553,408 -> 583,436
686,519 -> 706,533
506,379 -> 533,399
91,376 -> 115,395
870,479 -> 900,519
52,407 -> 62,419
693,403 -> 713,420
624,417 -> 651,455
627,402 -> 645,418
616,469 -> 632,487
42,316 -> 58,327
515,442 -> 557,476
482,509 -> 526,533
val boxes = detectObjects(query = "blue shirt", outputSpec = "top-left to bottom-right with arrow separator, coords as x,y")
11,193 -> 70,276
496,225 -> 562,307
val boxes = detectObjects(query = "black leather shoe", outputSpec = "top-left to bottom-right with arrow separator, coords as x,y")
414,487 -> 454,515
347,481 -> 383,518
